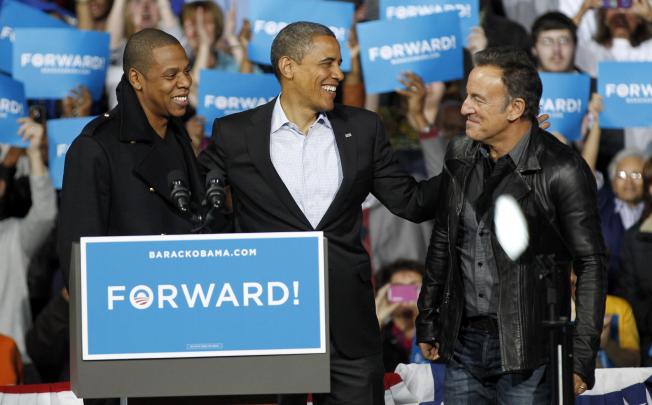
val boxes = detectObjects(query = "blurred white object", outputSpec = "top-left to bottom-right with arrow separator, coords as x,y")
494,195 -> 529,261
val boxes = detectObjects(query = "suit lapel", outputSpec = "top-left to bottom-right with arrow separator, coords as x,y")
245,100 -> 312,229
316,107 -> 357,230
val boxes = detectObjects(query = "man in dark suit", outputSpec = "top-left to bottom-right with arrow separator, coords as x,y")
199,21 -> 439,405
59,28 -> 219,291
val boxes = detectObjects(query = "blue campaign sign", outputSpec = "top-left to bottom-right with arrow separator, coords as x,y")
539,72 -> 590,141
358,14 -> 463,94
246,0 -> 353,72
197,70 -> 279,134
0,0 -> 69,74
81,232 -> 327,360
47,116 -> 92,189
598,61 -> 652,129
0,74 -> 28,147
379,0 -> 479,46
12,28 -> 109,100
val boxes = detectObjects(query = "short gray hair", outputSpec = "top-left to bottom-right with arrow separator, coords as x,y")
608,148 -> 646,182
270,21 -> 335,79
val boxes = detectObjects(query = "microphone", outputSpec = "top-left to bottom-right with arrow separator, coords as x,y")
205,169 -> 226,210
168,170 -> 191,213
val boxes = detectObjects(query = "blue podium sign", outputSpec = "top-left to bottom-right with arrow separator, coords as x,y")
0,74 -> 28,147
379,0 -> 479,46
47,116 -> 93,189
246,0 -> 353,71
539,72 -> 590,141
197,70 -> 279,133
598,61 -> 652,129
12,28 -> 109,100
357,13 -> 463,94
81,232 -> 326,360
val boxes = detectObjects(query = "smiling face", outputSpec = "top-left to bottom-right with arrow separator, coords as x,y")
460,65 -> 514,146
284,35 -> 344,115
533,29 -> 576,72
133,44 -> 191,126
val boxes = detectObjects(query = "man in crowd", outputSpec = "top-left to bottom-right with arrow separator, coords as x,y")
416,47 -> 606,403
531,11 -> 578,73
199,21 -> 440,405
59,28 -> 223,281
530,11 -> 621,172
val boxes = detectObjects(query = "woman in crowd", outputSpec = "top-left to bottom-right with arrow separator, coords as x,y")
573,0 -> 652,76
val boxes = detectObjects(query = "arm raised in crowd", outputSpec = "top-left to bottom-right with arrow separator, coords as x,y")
15,118 -> 57,259
580,93 -> 603,173
105,0 -> 127,50
156,0 -> 178,32
76,0 -> 93,30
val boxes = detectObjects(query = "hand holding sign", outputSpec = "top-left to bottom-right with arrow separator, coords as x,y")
17,117 -> 46,176
17,117 -> 44,152
61,85 -> 92,118
466,26 -> 487,54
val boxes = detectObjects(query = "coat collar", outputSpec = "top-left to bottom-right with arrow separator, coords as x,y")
449,122 -> 543,173
113,75 -> 189,144
446,123 -> 547,202
112,75 -> 203,208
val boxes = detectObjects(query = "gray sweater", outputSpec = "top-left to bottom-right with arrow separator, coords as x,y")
0,174 -> 57,363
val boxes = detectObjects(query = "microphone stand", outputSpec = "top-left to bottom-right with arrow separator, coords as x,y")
538,254 -> 574,405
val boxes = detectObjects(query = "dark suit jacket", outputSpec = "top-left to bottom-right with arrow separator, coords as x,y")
58,76 -> 211,284
199,100 -> 439,358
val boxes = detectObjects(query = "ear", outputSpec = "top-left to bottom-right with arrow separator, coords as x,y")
278,56 -> 295,81
507,97 -> 526,122
128,67 -> 144,91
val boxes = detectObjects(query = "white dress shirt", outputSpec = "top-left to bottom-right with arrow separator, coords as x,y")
270,96 -> 342,229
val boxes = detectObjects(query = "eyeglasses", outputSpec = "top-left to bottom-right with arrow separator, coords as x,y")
537,36 -> 573,47
615,170 -> 643,181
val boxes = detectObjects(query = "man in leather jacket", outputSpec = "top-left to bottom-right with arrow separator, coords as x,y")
416,47 -> 606,403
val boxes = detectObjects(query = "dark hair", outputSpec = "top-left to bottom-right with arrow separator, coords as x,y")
270,21 -> 336,79
376,259 -> 425,287
473,47 -> 542,120
123,28 -> 182,74
531,12 -> 578,45
643,156 -> 652,219
181,1 -> 225,45
595,8 -> 652,47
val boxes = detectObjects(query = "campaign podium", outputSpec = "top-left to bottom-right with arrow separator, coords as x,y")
69,232 -> 329,402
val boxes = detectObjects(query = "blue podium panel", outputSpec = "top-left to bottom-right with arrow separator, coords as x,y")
81,232 -> 326,360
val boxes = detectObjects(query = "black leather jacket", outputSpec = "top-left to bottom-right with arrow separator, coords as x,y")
416,126 -> 607,389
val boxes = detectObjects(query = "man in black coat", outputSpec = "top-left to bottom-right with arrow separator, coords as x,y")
58,28 -> 222,283
416,47 -> 606,404
199,21 -> 440,405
